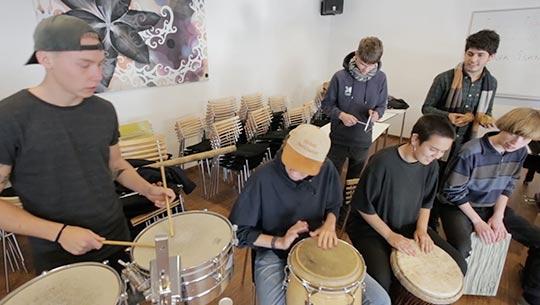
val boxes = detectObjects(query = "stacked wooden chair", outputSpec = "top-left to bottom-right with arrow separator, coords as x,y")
239,93 -> 264,121
0,190 -> 28,293
175,115 -> 212,197
118,135 -> 184,231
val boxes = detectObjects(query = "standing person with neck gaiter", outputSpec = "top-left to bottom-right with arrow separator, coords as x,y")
322,36 -> 388,179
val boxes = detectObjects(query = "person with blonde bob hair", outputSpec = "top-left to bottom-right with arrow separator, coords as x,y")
439,108 -> 540,305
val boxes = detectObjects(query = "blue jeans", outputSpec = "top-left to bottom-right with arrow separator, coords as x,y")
254,249 -> 391,305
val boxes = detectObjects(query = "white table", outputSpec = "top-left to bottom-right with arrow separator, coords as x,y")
380,109 -> 407,144
321,122 -> 391,150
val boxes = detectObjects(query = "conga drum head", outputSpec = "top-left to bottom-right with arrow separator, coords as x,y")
132,211 -> 233,271
289,238 -> 365,288
0,262 -> 122,305
391,243 -> 463,304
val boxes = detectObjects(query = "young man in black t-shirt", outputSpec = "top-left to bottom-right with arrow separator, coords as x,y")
0,15 -> 175,273
346,114 -> 467,294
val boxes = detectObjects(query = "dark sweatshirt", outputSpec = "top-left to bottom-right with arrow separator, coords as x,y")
321,52 -> 388,148
229,151 -> 342,258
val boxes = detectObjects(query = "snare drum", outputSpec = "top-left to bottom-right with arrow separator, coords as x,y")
390,244 -> 463,305
129,210 -> 235,305
286,238 -> 366,305
0,262 -> 125,305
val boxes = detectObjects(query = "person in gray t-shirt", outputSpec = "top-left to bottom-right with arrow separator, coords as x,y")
0,15 -> 175,273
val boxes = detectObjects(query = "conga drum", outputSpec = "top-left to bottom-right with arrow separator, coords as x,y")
390,243 -> 463,305
286,238 -> 366,305
0,262 -> 126,305
129,210 -> 235,305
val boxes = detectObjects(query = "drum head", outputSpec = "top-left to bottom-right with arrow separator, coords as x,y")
132,211 -> 233,271
289,238 -> 365,288
391,244 -> 463,304
0,262 -> 121,305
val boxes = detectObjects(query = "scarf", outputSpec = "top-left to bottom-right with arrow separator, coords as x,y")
348,56 -> 378,82
444,63 -> 495,138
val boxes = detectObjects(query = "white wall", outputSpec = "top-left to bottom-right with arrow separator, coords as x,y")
2,1 -> 539,153
0,1 -> 333,155
327,0 -> 540,137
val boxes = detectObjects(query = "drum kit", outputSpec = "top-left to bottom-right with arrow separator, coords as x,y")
0,210 -> 464,305
0,211 -> 236,305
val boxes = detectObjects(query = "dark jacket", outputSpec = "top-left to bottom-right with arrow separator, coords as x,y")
321,52 -> 388,148
229,151 -> 342,258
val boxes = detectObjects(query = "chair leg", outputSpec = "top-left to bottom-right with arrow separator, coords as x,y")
2,230 -> 9,293
241,248 -> 250,286
198,161 -> 208,198
338,205 -> 352,238
10,234 -> 27,273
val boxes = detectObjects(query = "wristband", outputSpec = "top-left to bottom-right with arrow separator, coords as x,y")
54,224 -> 68,243
271,236 -> 278,249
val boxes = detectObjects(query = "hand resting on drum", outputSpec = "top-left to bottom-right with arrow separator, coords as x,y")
58,225 -> 105,255
309,213 -> 339,250
487,216 -> 509,243
144,183 -> 176,208
386,232 -> 416,256
413,229 -> 434,254
473,219 -> 498,244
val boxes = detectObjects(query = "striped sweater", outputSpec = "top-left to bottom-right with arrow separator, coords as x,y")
439,132 -> 527,207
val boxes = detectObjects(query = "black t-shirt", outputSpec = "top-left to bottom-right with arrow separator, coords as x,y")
0,90 -> 129,271
347,146 -> 438,239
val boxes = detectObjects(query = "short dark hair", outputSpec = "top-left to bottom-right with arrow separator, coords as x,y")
465,29 -> 500,55
356,36 -> 383,64
411,114 -> 455,144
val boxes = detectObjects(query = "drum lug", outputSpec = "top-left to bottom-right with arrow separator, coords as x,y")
232,224 -> 239,246
282,265 -> 291,289
213,271 -> 223,282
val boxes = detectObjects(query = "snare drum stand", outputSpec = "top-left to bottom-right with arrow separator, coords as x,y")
149,233 -> 182,305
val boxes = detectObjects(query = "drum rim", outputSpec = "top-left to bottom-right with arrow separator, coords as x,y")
131,210 -> 234,273
0,262 -> 123,304
287,238 -> 366,290
390,248 -> 464,304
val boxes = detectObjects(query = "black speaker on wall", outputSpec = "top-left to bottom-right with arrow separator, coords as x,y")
320,0 -> 344,15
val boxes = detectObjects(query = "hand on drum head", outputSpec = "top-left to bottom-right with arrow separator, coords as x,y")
487,216 -> 508,243
278,221 -> 309,250
144,183 -> 176,208
58,226 -> 105,255
413,229 -> 434,253
310,223 -> 338,250
387,232 -> 416,256
473,219 -> 497,244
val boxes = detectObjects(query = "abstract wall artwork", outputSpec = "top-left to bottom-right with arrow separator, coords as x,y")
33,0 -> 209,92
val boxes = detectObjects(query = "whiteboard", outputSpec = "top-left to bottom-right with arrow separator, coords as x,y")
469,7 -> 540,100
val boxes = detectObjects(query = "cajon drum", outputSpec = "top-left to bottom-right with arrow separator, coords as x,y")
463,233 -> 511,296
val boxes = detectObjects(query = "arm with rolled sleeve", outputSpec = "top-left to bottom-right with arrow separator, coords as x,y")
321,74 -> 342,120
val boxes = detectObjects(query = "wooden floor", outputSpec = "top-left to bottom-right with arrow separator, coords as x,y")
1,136 -> 538,305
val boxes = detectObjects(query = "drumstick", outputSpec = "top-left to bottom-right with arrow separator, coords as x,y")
156,139 -> 175,237
103,240 -> 155,248
364,112 -> 372,132
148,145 -> 236,168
